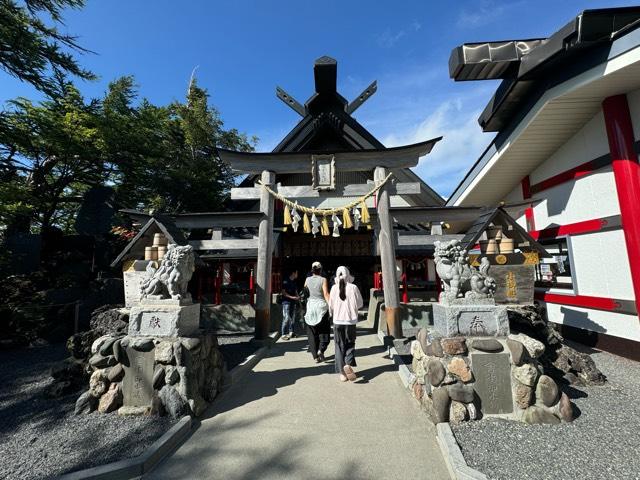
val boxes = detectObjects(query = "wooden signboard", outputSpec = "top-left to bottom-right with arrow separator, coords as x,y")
490,264 -> 535,305
282,234 -> 373,257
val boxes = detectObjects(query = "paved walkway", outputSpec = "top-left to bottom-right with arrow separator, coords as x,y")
147,330 -> 449,480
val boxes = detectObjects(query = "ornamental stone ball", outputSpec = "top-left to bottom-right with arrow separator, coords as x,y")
140,244 -> 195,301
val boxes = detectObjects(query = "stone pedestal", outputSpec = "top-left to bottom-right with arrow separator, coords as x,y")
433,303 -> 509,338
129,300 -> 200,337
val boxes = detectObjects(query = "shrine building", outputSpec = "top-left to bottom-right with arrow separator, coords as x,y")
446,7 -> 640,360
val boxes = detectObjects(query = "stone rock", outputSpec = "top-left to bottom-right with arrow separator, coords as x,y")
509,333 -> 545,359
118,406 -> 150,416
536,375 -> 559,407
471,338 -> 503,352
120,337 -> 130,348
523,405 -> 561,425
67,331 -> 99,360
413,382 -> 424,401
425,338 -> 444,358
132,337 -> 155,352
91,335 -> 111,355
514,383 -> 533,409
74,390 -> 98,415
107,363 -> 125,382
174,341 -> 184,366
99,336 -> 118,357
90,305 -> 129,336
98,383 -> 122,413
558,392 -> 574,422
155,341 -> 174,364
450,401 -> 468,424
441,337 -> 467,355
414,358 -> 427,380
188,395 -> 208,416
151,393 -> 165,416
467,402 -> 478,420
551,345 -> 606,386
417,328 -> 429,354
153,365 -> 166,390
447,357 -> 473,383
506,339 -> 526,366
513,364 -> 538,387
165,366 -> 180,385
430,387 -> 450,424
448,381 -> 475,403
441,374 -> 457,385
181,337 -> 201,351
89,353 -> 117,369
410,340 -> 425,361
427,359 -> 446,386
113,339 -> 127,365
89,370 -> 109,397
158,385 -> 191,419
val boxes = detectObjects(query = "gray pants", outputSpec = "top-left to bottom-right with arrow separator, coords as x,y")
334,324 -> 357,374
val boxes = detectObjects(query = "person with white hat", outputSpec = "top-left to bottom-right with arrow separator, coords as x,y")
328,265 -> 363,382
303,261 -> 331,362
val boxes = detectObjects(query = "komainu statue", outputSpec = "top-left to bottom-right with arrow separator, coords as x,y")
434,239 -> 496,302
141,244 -> 195,301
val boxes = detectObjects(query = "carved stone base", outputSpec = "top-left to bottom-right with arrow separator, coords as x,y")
433,303 -> 509,337
129,303 -> 200,337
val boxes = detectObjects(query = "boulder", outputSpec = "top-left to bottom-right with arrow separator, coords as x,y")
425,338 -> 444,358
417,328 -> 429,354
509,333 -> 545,359
181,337 -> 201,351
153,365 -> 166,390
441,337 -> 467,355
158,385 -> 191,419
413,382 -> 424,401
535,375 -> 559,407
506,339 -> 526,366
558,392 -> 574,422
427,359 -> 446,386
89,305 -> 129,336
107,363 -> 124,382
449,401 -> 468,424
174,341 -> 185,366
89,369 -> 109,397
132,337 -> 154,352
549,345 -> 606,386
447,381 -> 475,403
91,335 -> 111,355
113,339 -> 127,365
514,383 -> 533,409
74,391 -> 98,415
410,340 -> 425,361
155,341 -> 174,364
523,405 -> 560,425
89,353 -> 117,369
165,366 -> 180,385
513,364 -> 538,387
430,387 -> 450,424
471,338 -> 503,352
467,402 -> 478,420
98,383 -> 122,413
99,336 -> 118,356
447,357 -> 473,383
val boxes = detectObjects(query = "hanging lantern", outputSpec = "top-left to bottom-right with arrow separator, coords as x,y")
331,212 -> 342,237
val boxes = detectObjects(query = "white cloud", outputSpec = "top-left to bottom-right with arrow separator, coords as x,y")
456,0 -> 524,29
377,28 -> 407,48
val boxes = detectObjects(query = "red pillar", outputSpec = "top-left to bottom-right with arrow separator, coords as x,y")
401,260 -> 409,303
602,94 -> 640,317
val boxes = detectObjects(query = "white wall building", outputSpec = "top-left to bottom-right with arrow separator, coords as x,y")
447,7 -> 640,360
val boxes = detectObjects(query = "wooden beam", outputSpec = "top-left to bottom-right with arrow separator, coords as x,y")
230,182 -> 421,200
390,206 -> 488,224
218,138 -> 442,174
396,233 -> 465,246
276,86 -> 306,117
255,170 -> 275,340
346,80 -> 377,115
171,212 -> 265,229
189,238 -> 259,250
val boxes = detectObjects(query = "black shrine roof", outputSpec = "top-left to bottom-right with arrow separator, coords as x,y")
273,56 -> 384,152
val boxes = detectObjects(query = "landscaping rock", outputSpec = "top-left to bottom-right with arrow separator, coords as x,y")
90,305 -> 129,336
181,337 -> 201,351
550,345 -> 606,386
89,369 -> 109,397
467,402 -> 478,420
514,383 -> 533,409
89,353 -> 116,369
441,337 -> 467,355
132,338 -> 154,352
107,363 -> 124,382
448,381 -> 475,403
523,405 -> 560,425
509,333 -> 545,359
450,401 -> 468,424
513,363 -> 538,387
98,383 -> 122,413
165,366 -> 180,385
153,365 -> 166,390
506,339 -> 526,366
471,338 -> 503,352
536,375 -> 559,407
417,328 -> 429,354
98,336 -> 118,356
158,385 -> 190,419
118,405 -> 150,416
155,341 -> 174,364
427,359 -> 446,386
174,341 -> 184,365
426,337 -> 444,357
113,339 -> 127,365
67,330 -> 99,360
448,357 -> 473,383
430,387 -> 450,424
413,382 -> 424,400
558,392 -> 574,422
74,390 -> 98,415
91,335 -> 111,355
411,340 -> 425,361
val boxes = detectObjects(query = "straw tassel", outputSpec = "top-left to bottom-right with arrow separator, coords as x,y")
360,201 -> 370,224
303,213 -> 311,233
283,204 -> 292,225
342,207 -> 353,229
320,215 -> 330,236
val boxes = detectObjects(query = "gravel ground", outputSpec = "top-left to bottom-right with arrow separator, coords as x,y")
0,344 -> 175,480
217,333 -> 261,370
452,346 -> 640,480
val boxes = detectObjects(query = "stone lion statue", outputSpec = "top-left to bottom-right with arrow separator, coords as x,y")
140,244 -> 195,301
434,239 -> 496,302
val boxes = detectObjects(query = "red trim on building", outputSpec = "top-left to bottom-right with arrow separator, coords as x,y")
602,95 -> 640,318
535,291 -> 626,313
529,154 -> 611,195
530,217 -> 612,240
521,175 -> 535,231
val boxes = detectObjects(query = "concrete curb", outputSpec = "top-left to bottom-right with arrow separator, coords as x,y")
436,423 -> 488,480
376,329 -> 414,388
58,415 -> 192,480
59,331 -> 280,480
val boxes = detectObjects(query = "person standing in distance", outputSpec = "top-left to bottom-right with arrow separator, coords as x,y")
281,269 -> 299,340
304,261 -> 331,362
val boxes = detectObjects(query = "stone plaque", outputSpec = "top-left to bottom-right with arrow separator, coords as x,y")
123,271 -> 145,307
123,347 -> 155,407
471,353 -> 513,415
433,304 -> 509,337
129,303 -> 200,337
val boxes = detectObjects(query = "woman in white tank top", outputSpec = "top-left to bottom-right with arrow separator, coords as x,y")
304,261 -> 330,363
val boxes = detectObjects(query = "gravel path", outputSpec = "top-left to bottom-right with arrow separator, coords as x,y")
452,346 -> 640,480
0,344 -> 174,480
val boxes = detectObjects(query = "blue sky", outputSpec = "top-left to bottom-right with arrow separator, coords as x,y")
1,0 -> 636,197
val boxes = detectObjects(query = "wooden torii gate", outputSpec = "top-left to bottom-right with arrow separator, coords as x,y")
219,138 -> 441,340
